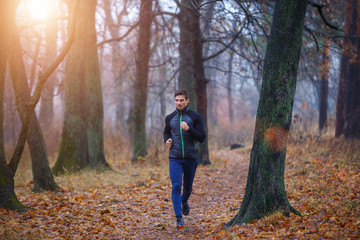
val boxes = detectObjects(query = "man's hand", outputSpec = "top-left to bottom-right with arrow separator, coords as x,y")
180,121 -> 189,131
166,138 -> 172,149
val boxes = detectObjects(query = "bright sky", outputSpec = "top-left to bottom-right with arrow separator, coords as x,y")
24,0 -> 53,20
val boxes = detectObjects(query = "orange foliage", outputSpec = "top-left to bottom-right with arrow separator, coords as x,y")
1,138 -> 359,239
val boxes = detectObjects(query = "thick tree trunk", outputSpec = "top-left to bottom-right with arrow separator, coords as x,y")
131,0 -> 153,162
53,0 -> 109,174
0,0 -> 10,170
191,1 -> 211,165
8,2 -> 59,192
0,164 -> 24,210
335,0 -> 352,137
344,0 -> 360,139
85,2 -> 108,169
226,0 -> 306,226
319,39 -> 330,131
0,0 -> 23,210
178,0 -> 196,110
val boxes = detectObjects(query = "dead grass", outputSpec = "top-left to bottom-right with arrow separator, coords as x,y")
208,117 -> 256,149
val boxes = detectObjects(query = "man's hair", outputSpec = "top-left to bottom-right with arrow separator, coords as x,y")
174,89 -> 189,99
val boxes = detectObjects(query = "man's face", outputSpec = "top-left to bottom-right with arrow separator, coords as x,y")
175,95 -> 189,111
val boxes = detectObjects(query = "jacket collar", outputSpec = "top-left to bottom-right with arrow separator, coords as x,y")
176,106 -> 189,114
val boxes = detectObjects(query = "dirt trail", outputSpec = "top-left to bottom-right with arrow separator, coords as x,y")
126,149 -> 249,239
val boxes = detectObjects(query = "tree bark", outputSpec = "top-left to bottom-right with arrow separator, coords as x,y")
0,164 -> 24,210
191,0 -> 211,165
335,0 -> 352,137
8,1 -> 59,192
178,0 -> 196,110
53,0 -> 109,174
344,0 -> 360,139
131,0 -> 153,162
0,0 -> 24,210
319,39 -> 330,131
226,0 -> 306,226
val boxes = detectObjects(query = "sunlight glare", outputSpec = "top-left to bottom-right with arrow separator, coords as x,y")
25,0 -> 52,20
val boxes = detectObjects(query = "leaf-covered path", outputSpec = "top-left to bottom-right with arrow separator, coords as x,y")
1,140 -> 359,239
1,149 -> 248,239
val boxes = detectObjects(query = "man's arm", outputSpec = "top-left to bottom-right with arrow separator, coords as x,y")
163,116 -> 172,144
187,112 -> 206,143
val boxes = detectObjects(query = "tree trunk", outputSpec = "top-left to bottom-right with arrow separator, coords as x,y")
191,0 -> 211,165
131,0 -> 153,162
344,0 -> 360,139
319,39 -> 330,131
207,77 -> 218,126
178,0 -> 196,110
39,2 -> 58,130
226,0 -> 306,226
227,52 -> 235,124
0,0 -> 24,210
0,164 -> 24,210
53,0 -> 109,174
8,2 -> 59,192
335,0 -> 352,137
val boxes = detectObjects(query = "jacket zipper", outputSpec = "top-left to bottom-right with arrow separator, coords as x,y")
180,111 -> 185,158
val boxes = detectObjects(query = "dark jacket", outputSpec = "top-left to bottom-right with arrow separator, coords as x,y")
163,107 -> 206,160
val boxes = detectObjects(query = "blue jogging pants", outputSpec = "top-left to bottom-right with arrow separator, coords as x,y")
169,158 -> 197,218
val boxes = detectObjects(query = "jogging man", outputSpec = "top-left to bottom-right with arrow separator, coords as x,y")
163,89 -> 206,229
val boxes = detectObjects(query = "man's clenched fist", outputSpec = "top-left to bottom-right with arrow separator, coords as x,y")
166,138 -> 172,149
180,121 -> 189,131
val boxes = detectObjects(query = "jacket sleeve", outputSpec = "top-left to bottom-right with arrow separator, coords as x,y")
163,115 -> 172,144
187,113 -> 206,143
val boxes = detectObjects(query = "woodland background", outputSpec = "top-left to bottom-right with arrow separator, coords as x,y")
0,0 -> 359,239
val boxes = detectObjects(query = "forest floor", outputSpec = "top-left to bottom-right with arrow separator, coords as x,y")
1,137 -> 359,239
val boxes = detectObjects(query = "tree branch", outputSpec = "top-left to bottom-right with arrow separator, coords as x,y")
153,11 -> 178,18
307,0 -> 343,31
203,29 -> 243,61
17,17 -> 67,32
97,21 -> 139,47
198,0 -> 223,9
304,25 -> 319,51
8,0 -> 78,176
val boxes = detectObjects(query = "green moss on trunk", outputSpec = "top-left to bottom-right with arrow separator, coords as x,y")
0,166 -> 26,211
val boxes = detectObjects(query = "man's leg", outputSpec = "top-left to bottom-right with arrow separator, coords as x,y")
181,159 -> 197,204
169,159 -> 184,218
